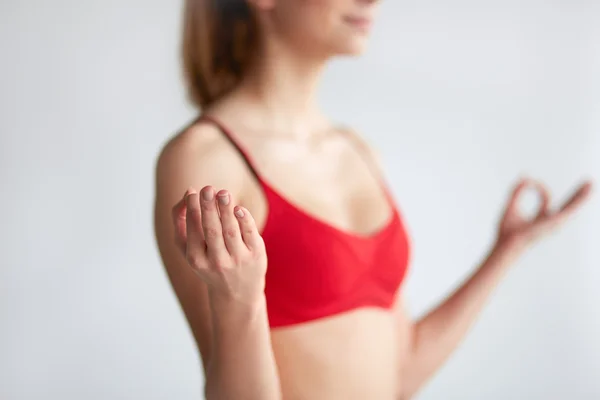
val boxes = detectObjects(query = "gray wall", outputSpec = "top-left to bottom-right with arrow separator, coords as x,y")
1,1 -> 599,399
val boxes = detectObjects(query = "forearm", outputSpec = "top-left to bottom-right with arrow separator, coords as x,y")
402,243 -> 521,398
205,293 -> 281,400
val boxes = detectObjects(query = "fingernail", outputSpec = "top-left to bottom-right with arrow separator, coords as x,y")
234,207 -> 244,218
202,188 -> 213,201
217,193 -> 229,205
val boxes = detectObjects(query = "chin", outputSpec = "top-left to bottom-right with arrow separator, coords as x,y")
334,40 -> 369,57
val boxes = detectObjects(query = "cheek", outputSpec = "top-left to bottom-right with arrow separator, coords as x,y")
281,8 -> 336,43
290,0 -> 339,26
277,0 -> 364,54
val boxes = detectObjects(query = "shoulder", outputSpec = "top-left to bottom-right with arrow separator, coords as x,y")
154,119 -> 250,202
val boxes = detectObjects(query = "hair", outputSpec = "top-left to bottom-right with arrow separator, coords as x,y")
181,0 -> 257,109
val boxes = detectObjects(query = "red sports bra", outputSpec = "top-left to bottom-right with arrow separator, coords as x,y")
202,116 -> 411,328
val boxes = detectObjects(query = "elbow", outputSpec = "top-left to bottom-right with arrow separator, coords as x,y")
397,355 -> 426,400
397,381 -> 416,400
203,375 -> 218,400
398,387 -> 418,400
398,379 -> 422,400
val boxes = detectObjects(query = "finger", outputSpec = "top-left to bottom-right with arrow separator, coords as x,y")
537,181 -> 593,231
234,206 -> 264,251
504,177 -> 530,214
556,181 -> 593,217
185,190 -> 207,266
531,180 -> 552,219
216,190 -> 246,255
200,186 -> 228,260
172,189 -> 192,253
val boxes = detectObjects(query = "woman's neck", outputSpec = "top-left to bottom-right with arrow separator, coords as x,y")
235,40 -> 330,138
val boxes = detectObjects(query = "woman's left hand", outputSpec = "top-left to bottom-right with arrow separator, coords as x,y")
495,177 -> 593,254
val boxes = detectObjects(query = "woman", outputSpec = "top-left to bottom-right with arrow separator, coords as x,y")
153,0 -> 592,399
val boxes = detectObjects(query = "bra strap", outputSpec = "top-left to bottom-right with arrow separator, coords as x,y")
339,128 -> 384,180
198,115 -> 263,184
338,127 -> 396,205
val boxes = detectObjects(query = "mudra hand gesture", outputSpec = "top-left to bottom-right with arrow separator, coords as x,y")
495,178 -> 593,254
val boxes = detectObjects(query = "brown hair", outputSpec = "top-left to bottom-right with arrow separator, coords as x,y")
181,0 -> 256,108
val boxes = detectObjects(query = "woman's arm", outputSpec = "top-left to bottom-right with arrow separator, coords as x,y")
206,293 -> 280,400
205,296 -> 281,400
397,178 -> 592,399
398,243 -> 517,399
154,124 -> 281,400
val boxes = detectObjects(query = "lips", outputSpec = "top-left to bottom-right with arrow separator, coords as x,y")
343,16 -> 372,31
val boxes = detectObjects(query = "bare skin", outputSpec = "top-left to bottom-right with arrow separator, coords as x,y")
156,101 -> 406,399
155,1 -> 593,398
154,92 -> 592,400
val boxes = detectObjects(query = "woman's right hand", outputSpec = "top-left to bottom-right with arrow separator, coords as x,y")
172,185 -> 268,306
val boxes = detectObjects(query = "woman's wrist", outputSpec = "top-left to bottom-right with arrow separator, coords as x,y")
482,237 -> 527,277
493,234 -> 529,261
208,289 -> 268,328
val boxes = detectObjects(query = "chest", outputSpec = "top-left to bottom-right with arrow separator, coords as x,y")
247,136 -> 393,237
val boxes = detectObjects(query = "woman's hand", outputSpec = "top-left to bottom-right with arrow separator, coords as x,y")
172,185 -> 268,306
495,177 -> 593,254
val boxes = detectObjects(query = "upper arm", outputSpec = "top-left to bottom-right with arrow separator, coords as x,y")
153,122 -> 250,371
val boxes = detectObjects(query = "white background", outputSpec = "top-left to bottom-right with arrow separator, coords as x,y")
1,1 -> 599,399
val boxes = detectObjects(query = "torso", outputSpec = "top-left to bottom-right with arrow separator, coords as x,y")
195,107 -> 412,399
